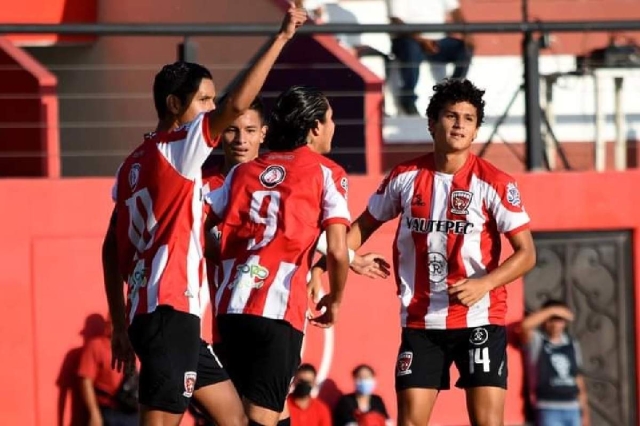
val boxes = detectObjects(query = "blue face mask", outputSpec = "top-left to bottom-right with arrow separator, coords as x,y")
355,378 -> 376,395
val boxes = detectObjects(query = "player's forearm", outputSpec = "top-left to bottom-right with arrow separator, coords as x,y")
520,308 -> 559,333
482,246 -> 536,291
326,250 -> 349,304
79,378 -> 101,419
102,226 -> 127,332
223,34 -> 289,117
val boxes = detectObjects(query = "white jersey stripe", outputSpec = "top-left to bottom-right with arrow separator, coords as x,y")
187,175 -> 205,317
396,174 -> 418,327
263,262 -> 297,319
147,244 -> 169,313
215,259 -> 236,312
227,255 -> 261,313
425,174 -> 452,329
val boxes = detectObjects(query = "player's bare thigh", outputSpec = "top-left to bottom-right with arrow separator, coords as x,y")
193,380 -> 247,426
465,386 -> 506,426
243,400 -> 282,426
397,388 -> 439,426
138,405 -> 183,426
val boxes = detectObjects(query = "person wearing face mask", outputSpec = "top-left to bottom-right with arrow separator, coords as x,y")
287,364 -> 332,426
333,365 -> 390,426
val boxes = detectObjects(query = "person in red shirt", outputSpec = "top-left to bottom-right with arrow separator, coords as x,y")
78,317 -> 138,426
101,7 -> 308,426
309,78 -> 537,426
204,85 -> 351,426
287,364 -> 332,426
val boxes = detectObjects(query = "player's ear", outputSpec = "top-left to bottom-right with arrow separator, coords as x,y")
166,94 -> 182,116
260,125 -> 267,144
311,120 -> 321,137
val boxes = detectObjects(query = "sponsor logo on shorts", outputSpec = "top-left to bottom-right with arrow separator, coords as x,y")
183,371 -> 197,397
259,165 -> 286,188
396,351 -> 413,376
469,327 -> 489,346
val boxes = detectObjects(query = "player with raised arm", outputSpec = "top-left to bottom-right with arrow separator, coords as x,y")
204,85 -> 350,426
101,7 -> 307,426
309,79 -> 536,426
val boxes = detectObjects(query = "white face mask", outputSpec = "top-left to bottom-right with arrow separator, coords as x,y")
355,378 -> 376,395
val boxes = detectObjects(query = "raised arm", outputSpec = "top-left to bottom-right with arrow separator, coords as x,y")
207,6 -> 307,138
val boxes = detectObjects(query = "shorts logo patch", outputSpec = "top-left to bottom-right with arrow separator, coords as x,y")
183,371 -> 197,397
450,190 -> 473,215
469,327 -> 489,346
396,351 -> 413,376
259,165 -> 286,188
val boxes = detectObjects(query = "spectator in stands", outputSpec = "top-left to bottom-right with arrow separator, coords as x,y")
78,316 -> 138,426
520,300 -> 591,426
287,363 -> 332,426
386,0 -> 474,115
333,364 -> 390,426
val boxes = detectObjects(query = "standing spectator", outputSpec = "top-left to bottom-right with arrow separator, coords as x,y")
77,317 -> 138,426
333,365 -> 389,426
521,300 -> 591,426
386,0 -> 474,115
287,364 -> 332,426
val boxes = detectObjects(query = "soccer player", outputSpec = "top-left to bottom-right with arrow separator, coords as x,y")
309,78 -> 537,426
203,85 -> 351,426
101,7 -> 307,426
201,96 -> 267,347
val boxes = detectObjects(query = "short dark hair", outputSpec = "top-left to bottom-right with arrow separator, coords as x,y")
542,299 -> 567,309
265,85 -> 330,151
153,61 -> 213,120
352,364 -> 375,378
426,78 -> 486,126
297,363 -> 317,377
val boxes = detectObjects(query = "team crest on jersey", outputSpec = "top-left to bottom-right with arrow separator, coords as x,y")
396,351 -> 413,376
469,327 -> 489,346
129,163 -> 141,190
259,165 -> 286,188
506,183 -> 521,207
183,371 -> 197,397
428,252 -> 448,284
450,190 -> 473,215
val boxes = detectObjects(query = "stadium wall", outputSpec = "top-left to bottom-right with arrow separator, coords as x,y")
1,171 -> 639,425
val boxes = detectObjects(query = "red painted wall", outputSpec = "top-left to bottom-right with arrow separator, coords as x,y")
1,171 -> 639,425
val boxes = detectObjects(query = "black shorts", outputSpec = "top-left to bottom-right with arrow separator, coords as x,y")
128,306 -> 229,414
216,313 -> 304,412
395,325 -> 508,391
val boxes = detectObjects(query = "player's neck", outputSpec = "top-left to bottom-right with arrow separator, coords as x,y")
433,150 -> 470,174
221,160 -> 236,176
155,119 -> 179,133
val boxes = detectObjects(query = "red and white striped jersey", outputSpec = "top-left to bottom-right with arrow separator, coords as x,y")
113,112 -> 219,323
201,162 -> 226,343
367,153 -> 530,330
204,146 -> 351,332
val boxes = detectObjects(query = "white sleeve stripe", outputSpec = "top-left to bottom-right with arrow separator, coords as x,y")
156,112 -> 213,179
482,179 -> 530,233
367,170 -> 416,222
320,165 -> 351,223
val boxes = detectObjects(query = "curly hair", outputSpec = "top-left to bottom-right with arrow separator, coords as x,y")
265,85 -> 329,151
426,78 -> 486,126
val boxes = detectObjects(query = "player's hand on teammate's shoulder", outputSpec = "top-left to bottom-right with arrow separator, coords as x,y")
447,278 -> 494,307
278,1 -> 308,40
309,294 -> 340,328
350,252 -> 391,279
